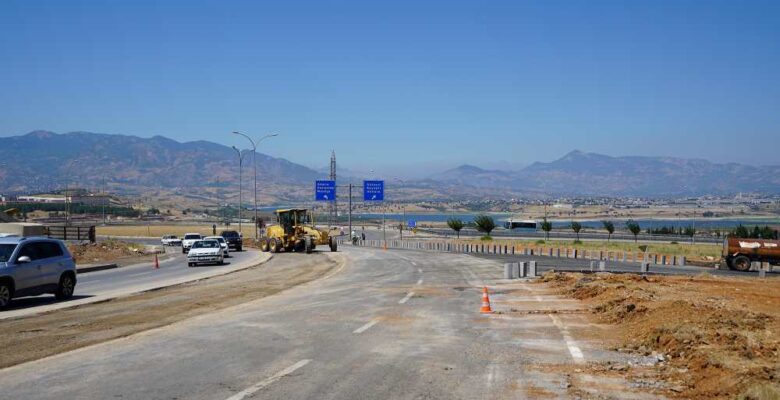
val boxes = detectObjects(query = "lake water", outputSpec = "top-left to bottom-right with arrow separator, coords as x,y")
256,207 -> 779,230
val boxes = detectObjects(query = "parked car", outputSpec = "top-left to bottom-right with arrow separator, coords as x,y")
0,237 -> 77,309
187,239 -> 224,266
181,233 -> 203,254
220,230 -> 243,251
205,235 -> 230,258
161,235 -> 182,246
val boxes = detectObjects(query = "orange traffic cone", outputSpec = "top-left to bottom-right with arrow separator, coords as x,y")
480,286 -> 493,314
153,253 -> 160,269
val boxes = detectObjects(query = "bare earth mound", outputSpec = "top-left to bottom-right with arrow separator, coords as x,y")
540,271 -> 780,399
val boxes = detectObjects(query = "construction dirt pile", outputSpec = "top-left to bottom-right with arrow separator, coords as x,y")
67,239 -> 150,264
540,271 -> 780,399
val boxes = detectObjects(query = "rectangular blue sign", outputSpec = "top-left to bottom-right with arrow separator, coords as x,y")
363,180 -> 384,201
314,180 -> 336,201
407,220 -> 416,228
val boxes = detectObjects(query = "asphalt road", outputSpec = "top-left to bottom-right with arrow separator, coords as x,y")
1,247 -> 268,319
0,246 -> 655,399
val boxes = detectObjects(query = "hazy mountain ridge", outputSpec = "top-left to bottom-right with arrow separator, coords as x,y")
1,132 -> 778,199
430,150 -> 780,196
0,130 -> 323,194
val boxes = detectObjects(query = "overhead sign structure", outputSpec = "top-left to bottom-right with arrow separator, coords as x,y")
315,180 -> 336,201
363,180 -> 384,201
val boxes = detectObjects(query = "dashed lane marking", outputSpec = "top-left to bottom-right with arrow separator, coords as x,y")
353,319 -> 380,334
225,359 -> 311,400
399,292 -> 415,304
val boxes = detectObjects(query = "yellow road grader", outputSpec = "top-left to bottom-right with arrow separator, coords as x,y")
259,208 -> 338,254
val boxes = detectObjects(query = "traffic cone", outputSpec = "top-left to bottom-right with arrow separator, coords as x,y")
480,286 -> 493,314
153,253 -> 160,269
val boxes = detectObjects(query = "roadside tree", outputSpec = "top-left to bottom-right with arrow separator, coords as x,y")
474,215 -> 496,239
447,218 -> 464,238
541,218 -> 552,240
602,220 -> 615,242
570,221 -> 582,241
625,220 -> 641,243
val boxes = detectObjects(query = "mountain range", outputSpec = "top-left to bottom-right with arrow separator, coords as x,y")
1,131 -> 779,202
430,151 -> 780,196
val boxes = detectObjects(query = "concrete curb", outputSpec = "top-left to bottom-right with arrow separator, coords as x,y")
77,264 -> 119,274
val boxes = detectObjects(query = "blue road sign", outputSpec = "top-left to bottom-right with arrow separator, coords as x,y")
363,180 -> 384,201
408,220 -> 416,229
315,180 -> 336,201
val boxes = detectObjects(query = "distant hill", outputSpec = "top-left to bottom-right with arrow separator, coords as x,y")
2,132 -> 778,201
0,131 -> 322,197
428,150 -> 780,196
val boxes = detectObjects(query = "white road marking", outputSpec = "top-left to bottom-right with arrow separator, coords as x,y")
549,315 -> 585,363
225,359 -> 311,400
416,278 -> 423,285
411,261 -> 418,266
417,268 -> 422,273
399,292 -> 415,304
353,319 -> 380,334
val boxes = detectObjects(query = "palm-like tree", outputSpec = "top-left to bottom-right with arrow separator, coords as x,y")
447,218 -> 464,238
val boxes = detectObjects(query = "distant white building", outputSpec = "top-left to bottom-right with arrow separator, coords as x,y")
17,195 -> 67,204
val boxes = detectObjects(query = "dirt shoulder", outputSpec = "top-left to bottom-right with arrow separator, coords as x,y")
0,253 -> 340,369
68,239 -> 156,265
540,271 -> 780,399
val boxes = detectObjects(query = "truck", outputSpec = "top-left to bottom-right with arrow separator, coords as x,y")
723,237 -> 780,271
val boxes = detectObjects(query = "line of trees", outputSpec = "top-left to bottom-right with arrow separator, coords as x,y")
5,202 -> 141,217
443,216 -> 779,242
730,225 -> 778,239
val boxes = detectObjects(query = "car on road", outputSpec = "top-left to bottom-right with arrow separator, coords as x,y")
205,235 -> 230,258
181,233 -> 203,254
160,235 -> 182,246
0,237 -> 77,309
220,230 -> 243,252
187,239 -> 224,267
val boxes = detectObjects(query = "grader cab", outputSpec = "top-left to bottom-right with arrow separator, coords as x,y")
260,209 -> 337,254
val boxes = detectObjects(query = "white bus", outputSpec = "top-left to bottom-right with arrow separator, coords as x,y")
504,219 -> 537,231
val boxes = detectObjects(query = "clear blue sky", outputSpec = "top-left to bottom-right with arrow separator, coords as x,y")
1,0 -> 778,174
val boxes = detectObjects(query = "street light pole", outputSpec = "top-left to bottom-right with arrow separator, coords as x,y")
233,131 -> 279,240
232,146 -> 245,234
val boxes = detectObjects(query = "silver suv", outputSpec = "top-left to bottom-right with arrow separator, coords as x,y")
0,237 -> 77,309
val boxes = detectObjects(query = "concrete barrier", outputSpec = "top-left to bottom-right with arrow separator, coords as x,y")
589,261 -> 595,272
599,261 -> 606,271
517,262 -> 527,278
528,261 -> 537,277
640,262 -> 649,274
504,263 -> 515,279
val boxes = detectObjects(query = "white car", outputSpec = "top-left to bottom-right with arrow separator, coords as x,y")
205,236 -> 229,258
181,233 -> 203,254
187,240 -> 224,266
161,235 -> 182,246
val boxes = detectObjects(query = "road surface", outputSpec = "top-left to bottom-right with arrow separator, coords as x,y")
1,247 -> 269,319
0,246 -> 656,399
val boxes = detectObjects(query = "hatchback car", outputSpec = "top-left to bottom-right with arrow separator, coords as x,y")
0,237 -> 77,309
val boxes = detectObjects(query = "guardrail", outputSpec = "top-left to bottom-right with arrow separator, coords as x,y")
351,238 -> 688,267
